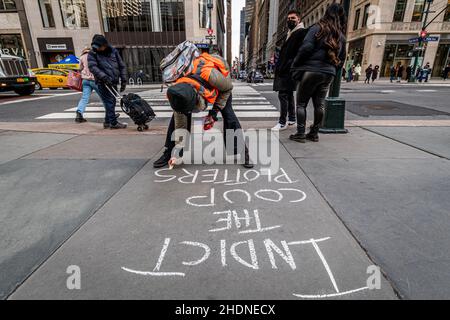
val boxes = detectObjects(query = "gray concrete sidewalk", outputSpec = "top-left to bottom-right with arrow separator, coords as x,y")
0,123 -> 449,300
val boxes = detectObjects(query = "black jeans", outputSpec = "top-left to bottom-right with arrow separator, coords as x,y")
295,71 -> 334,134
278,91 -> 296,125
164,94 -> 244,155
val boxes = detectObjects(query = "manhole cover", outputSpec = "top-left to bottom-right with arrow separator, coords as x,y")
346,101 -> 450,117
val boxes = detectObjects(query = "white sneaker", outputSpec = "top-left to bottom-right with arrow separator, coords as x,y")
272,123 -> 287,131
287,121 -> 296,126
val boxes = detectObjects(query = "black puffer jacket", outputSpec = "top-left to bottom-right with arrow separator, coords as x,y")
88,46 -> 127,85
291,24 -> 346,78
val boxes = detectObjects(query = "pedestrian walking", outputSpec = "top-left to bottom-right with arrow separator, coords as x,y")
389,65 -> 396,83
290,3 -> 347,143
372,65 -> 379,83
88,34 -> 128,129
397,64 -> 404,83
272,10 -> 308,131
346,65 -> 354,82
443,64 -> 450,80
75,47 -> 99,123
406,65 -> 412,81
365,64 -> 373,84
354,64 -> 362,82
423,62 -> 431,82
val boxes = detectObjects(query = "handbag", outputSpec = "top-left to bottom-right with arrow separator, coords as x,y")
67,71 -> 83,91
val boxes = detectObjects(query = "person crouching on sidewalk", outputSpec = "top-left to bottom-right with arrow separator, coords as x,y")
290,3 -> 347,143
88,35 -> 128,129
75,47 -> 98,123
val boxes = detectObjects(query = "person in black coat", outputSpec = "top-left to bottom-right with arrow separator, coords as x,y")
272,10 -> 308,131
290,3 -> 347,143
88,34 -> 128,129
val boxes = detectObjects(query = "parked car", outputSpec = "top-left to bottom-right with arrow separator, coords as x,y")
32,68 -> 69,90
247,71 -> 264,83
0,53 -> 36,96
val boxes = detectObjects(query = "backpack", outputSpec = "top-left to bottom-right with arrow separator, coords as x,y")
160,41 -> 201,85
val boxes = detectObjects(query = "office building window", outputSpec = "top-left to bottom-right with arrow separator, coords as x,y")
362,3 -> 370,27
353,8 -> 361,30
0,0 -> 16,11
100,0 -> 185,33
199,0 -> 208,28
393,0 -> 407,22
59,0 -> 89,28
412,0 -> 425,22
38,0 -> 56,28
444,0 -> 450,22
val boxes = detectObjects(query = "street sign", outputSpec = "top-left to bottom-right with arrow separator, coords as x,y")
424,36 -> 439,42
409,37 -> 421,44
195,43 -> 210,49
205,35 -> 216,40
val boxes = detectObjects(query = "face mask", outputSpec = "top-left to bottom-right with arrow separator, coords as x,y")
287,20 -> 297,30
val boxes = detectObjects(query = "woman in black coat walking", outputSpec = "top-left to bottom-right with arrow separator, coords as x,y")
290,3 -> 347,143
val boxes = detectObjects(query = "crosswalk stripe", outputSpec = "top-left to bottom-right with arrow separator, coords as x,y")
37,111 -> 281,120
66,105 -> 277,112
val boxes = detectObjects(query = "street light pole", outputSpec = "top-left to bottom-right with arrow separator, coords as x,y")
409,0 -> 434,82
320,0 -> 350,134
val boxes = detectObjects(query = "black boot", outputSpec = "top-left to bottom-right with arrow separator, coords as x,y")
75,111 -> 87,123
153,148 -> 172,169
306,126 -> 320,142
289,133 -> 306,143
243,147 -> 254,169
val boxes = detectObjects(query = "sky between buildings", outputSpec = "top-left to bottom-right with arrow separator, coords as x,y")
232,0 -> 246,60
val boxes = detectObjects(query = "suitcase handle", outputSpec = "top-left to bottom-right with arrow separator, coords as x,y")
104,83 -> 122,100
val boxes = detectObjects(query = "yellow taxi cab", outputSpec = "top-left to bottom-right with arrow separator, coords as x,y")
31,68 -> 70,90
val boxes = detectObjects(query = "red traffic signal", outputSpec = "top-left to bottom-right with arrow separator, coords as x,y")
420,30 -> 428,39
208,29 -> 214,36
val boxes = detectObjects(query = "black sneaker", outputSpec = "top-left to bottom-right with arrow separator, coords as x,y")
75,111 -> 87,123
103,114 -> 121,129
289,133 -> 306,143
153,149 -> 172,168
110,122 -> 128,129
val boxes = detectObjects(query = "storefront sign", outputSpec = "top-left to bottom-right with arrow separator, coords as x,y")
46,44 -> 68,51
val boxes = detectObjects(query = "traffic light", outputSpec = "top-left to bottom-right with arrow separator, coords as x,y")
420,30 -> 428,40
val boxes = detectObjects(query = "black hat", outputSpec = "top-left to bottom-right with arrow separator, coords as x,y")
91,34 -> 109,50
167,83 -> 197,114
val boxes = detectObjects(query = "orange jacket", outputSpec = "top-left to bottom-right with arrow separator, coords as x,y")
174,53 -> 230,105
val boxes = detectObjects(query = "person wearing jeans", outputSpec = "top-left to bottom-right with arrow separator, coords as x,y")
290,3 -> 347,143
75,48 -> 98,123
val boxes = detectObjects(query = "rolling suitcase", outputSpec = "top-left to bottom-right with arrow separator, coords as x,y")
106,85 -> 156,132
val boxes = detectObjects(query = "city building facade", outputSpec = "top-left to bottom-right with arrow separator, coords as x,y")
346,0 -> 450,77
0,0 -> 227,83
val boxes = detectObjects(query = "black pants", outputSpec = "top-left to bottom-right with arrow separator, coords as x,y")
164,94 -> 244,155
295,71 -> 334,134
278,91 -> 296,125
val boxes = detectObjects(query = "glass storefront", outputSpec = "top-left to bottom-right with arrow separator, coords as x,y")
99,0 -> 186,83
432,44 -> 450,77
0,34 -> 26,59
381,43 -> 416,77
